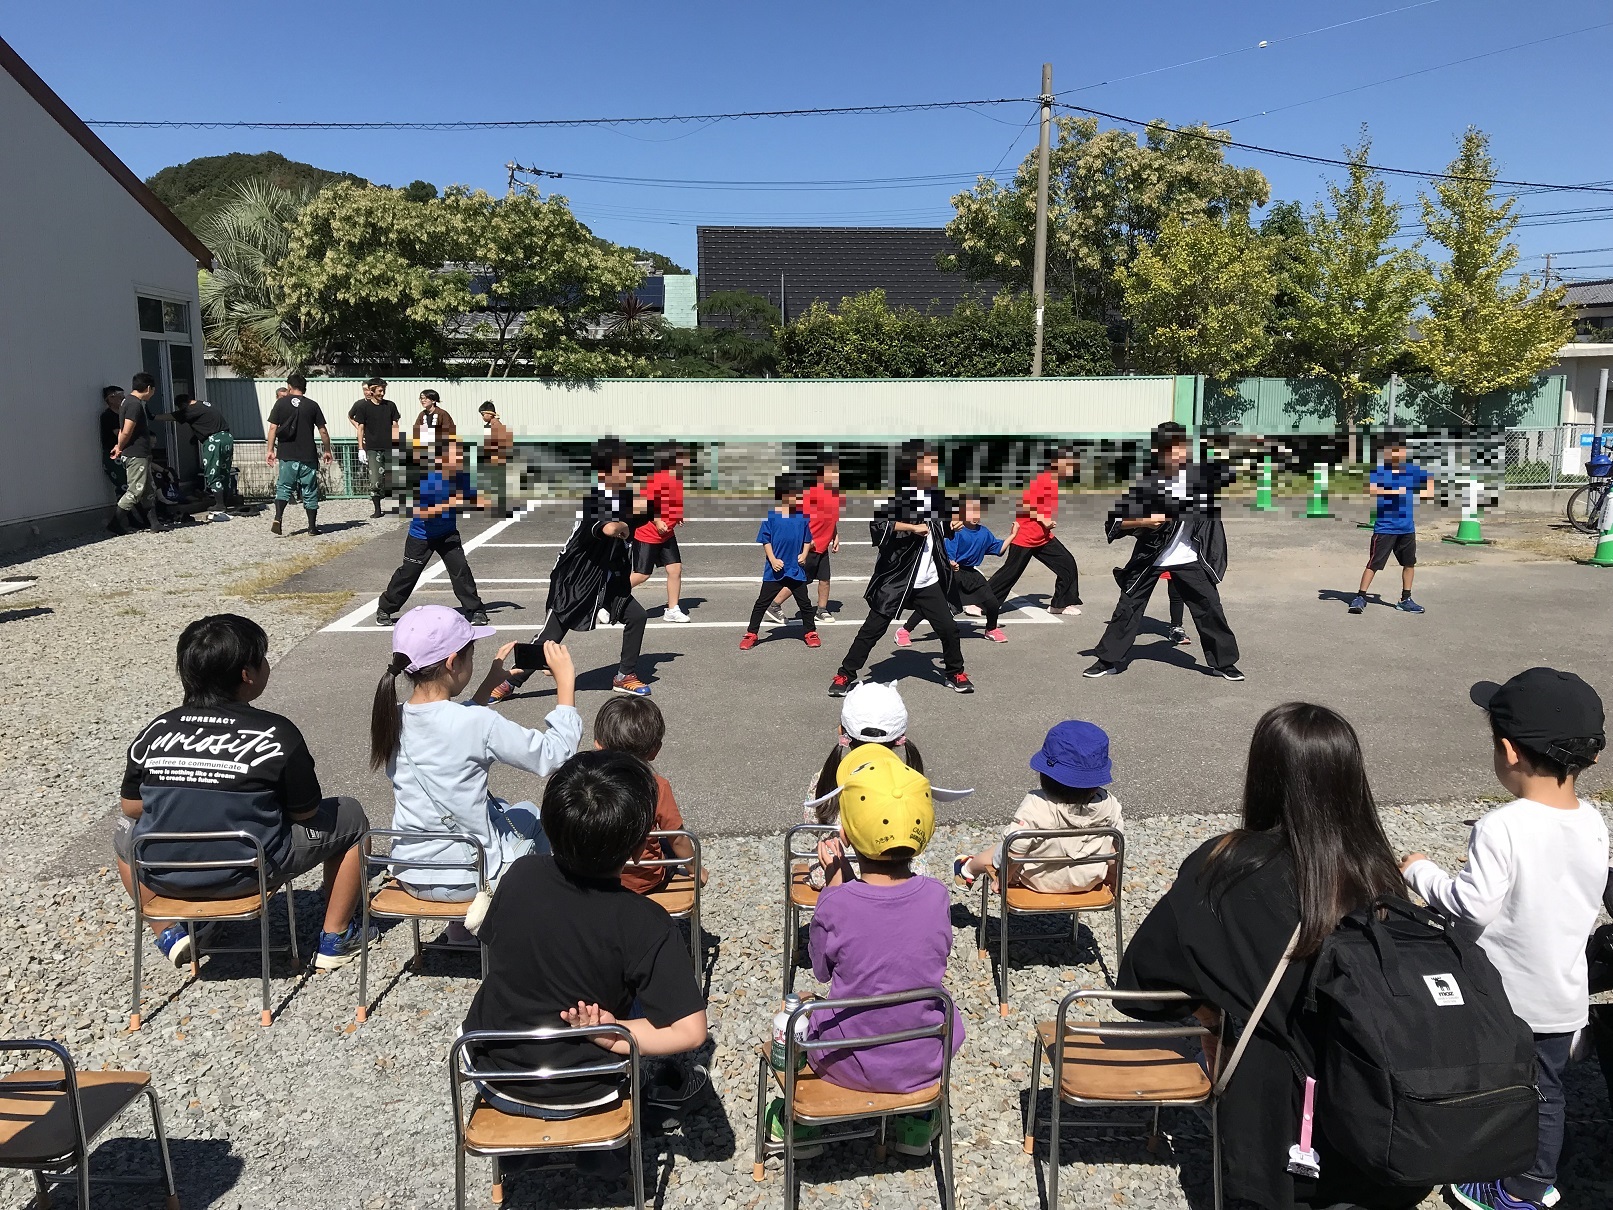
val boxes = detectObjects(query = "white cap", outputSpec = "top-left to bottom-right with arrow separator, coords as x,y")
840,681 -> 908,744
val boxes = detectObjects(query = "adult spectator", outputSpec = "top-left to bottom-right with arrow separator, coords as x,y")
115,614 -> 375,970
99,386 -> 127,503
1118,702 -> 1426,1210
162,393 -> 234,522
411,389 -> 455,450
348,377 -> 400,519
265,373 -> 333,537
109,371 -> 164,534
478,399 -> 515,517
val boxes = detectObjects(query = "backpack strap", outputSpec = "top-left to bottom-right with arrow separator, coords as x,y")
1214,922 -> 1301,1096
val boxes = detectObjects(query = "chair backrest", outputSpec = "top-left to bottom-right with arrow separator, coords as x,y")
784,822 -> 860,879
449,1025 -> 639,1134
130,830 -> 271,900
999,826 -> 1124,891
1052,987 -> 1220,1088
0,1039 -> 90,1159
780,987 -> 955,1099
623,829 -> 701,880
362,828 -> 489,892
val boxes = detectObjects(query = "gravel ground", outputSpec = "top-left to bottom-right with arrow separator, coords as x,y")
0,510 -> 1610,1210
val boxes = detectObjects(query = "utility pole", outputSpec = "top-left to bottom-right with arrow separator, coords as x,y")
1543,253 -> 1553,288
1030,62 -> 1053,377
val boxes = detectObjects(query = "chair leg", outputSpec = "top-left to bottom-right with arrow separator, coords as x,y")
783,1089 -> 797,1210
454,1144 -> 466,1210
1113,901 -> 1125,978
938,1096 -> 956,1210
490,1154 -> 503,1204
356,897 -> 371,1024
411,918 -> 423,970
997,891 -> 1011,1017
30,1171 -> 50,1209
976,881 -> 987,960
1024,1037 -> 1043,1152
1048,1083 -> 1062,1210
875,1114 -> 887,1163
259,909 -> 273,1027
130,901 -> 145,1032
781,902 -> 795,997
752,1055 -> 769,1182
285,882 -> 300,967
76,1149 -> 90,1210
145,1085 -> 181,1209
688,899 -> 701,985
188,921 -> 200,981
630,1114 -> 646,1210
1212,1100 -> 1222,1210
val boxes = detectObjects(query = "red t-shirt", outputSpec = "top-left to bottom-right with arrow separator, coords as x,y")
620,775 -> 685,894
633,471 -> 684,544
1012,471 -> 1059,548
801,483 -> 844,554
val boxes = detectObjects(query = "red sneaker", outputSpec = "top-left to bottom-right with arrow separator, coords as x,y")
894,627 -> 912,647
739,632 -> 759,651
948,672 -> 976,694
985,628 -> 1007,643
804,631 -> 821,648
827,673 -> 853,697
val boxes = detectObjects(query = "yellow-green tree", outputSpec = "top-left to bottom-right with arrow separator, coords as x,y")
1416,128 -> 1572,423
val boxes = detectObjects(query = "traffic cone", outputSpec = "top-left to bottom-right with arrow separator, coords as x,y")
1250,453 -> 1276,512
1304,464 -> 1332,519
1443,476 -> 1491,546
1580,489 -> 1613,567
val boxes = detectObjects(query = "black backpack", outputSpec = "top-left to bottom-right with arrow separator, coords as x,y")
1306,898 -> 1539,1185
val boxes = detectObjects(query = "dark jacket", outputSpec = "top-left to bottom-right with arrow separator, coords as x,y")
864,487 -> 955,616
1119,834 -> 1429,1210
544,487 -> 635,631
1106,461 -> 1235,593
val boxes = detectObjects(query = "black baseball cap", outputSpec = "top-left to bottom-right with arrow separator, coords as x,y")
1470,668 -> 1606,763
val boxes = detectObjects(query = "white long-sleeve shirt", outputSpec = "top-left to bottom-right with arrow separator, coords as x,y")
1403,797 -> 1609,1034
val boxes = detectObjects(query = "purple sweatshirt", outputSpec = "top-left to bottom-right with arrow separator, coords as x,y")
806,875 -> 964,1093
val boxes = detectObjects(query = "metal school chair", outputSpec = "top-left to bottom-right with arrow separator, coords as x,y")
623,829 -> 704,982
976,826 -> 1125,1016
356,828 -> 489,1024
751,987 -> 956,1210
449,1026 -> 643,1210
781,823 -> 863,996
128,830 -> 298,1030
0,1038 -> 180,1210
1024,987 -> 1223,1210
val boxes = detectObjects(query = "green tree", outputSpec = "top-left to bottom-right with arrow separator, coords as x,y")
1415,128 -> 1573,425
1117,214 -> 1275,380
146,151 -> 361,233
611,243 -> 688,275
1256,200 -> 1313,375
197,179 -> 317,375
942,116 -> 1269,323
698,290 -> 781,335
401,179 -> 439,203
1291,134 -> 1430,445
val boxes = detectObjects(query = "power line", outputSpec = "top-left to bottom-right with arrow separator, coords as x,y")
522,168 -> 1002,193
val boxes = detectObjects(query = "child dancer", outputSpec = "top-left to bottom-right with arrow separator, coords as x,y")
987,446 -> 1082,615
741,474 -> 819,650
768,454 -> 843,625
375,439 -> 489,627
1351,431 -> 1434,615
897,495 -> 1015,646
632,443 -> 691,622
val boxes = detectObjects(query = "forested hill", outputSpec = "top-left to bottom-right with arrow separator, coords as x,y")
145,152 -> 363,232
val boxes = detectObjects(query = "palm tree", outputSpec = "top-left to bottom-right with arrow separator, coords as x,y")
196,179 -> 316,374
604,292 -> 664,340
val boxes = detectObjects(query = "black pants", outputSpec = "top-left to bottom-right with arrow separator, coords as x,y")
904,565 -> 998,632
532,598 -> 647,676
379,531 -> 485,616
1094,563 -> 1239,668
750,578 -> 815,633
839,582 -> 963,678
1168,577 -> 1184,628
987,539 -> 1081,609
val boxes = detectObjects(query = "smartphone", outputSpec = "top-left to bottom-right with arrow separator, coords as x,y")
511,642 -> 547,672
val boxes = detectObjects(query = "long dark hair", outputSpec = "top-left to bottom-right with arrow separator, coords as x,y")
812,739 -> 924,823
368,648 -> 461,770
1204,702 -> 1404,957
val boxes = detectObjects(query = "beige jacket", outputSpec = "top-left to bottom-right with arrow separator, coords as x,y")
1001,790 -> 1123,893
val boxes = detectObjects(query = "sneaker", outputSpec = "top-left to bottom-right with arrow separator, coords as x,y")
764,604 -> 787,626
1348,595 -> 1366,614
612,674 -> 651,697
948,672 -> 975,694
663,607 -> 691,623
953,856 -> 979,888
371,502 -> 383,519
827,674 -> 853,697
1450,1183 -> 1545,1210
1049,605 -> 1081,616
210,511 -> 231,523
644,1061 -> 710,1111
315,920 -> 379,971
1214,665 -> 1246,682
739,632 -> 759,651
487,678 -> 518,703
815,608 -> 836,624
270,518 -> 282,536
1542,1188 -> 1560,1208
894,627 -> 912,647
306,523 -> 320,537
985,627 -> 1007,643
375,611 -> 397,627
467,611 -> 491,627
156,922 -> 218,968
803,632 -> 821,648
1083,661 -> 1119,678
438,921 -> 481,948
1397,596 -> 1425,613
961,605 -> 984,617
765,1098 -> 824,1159
1168,625 -> 1190,646
889,1112 -> 934,1156
596,607 -> 612,626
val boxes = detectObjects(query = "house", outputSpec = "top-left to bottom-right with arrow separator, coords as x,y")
1564,278 -> 1613,340
0,34 -> 211,552
696,227 -> 986,325
1550,279 -> 1613,463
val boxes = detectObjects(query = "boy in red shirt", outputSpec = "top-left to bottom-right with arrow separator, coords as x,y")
768,454 -> 842,625
987,446 -> 1082,615
631,443 -> 690,623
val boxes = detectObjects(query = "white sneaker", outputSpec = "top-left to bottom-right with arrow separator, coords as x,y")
764,605 -> 786,626
816,608 -> 836,624
597,607 -> 613,626
961,605 -> 983,617
663,607 -> 691,623
210,511 -> 231,522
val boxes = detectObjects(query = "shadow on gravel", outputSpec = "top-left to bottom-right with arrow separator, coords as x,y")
953,901 -> 1111,989
90,1132 -> 246,1207
1019,1100 -> 1219,1210
0,606 -> 52,623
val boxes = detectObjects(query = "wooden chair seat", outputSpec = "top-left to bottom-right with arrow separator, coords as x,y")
647,873 -> 696,916
369,882 -> 469,919
0,1070 -> 151,1164
770,1064 -> 940,1122
464,1096 -> 632,1150
1005,883 -> 1115,913
140,891 -> 264,920
788,865 -> 820,909
1035,1021 -> 1211,1102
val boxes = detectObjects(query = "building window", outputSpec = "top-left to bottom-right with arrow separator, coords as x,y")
163,300 -> 190,335
137,296 -> 164,334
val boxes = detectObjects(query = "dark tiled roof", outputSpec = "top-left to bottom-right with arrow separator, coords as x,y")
697,227 -> 989,323
1563,278 -> 1613,308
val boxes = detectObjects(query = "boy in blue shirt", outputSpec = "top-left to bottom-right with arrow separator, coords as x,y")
741,473 -> 819,650
376,440 -> 489,627
897,495 -> 1016,645
1351,432 -> 1434,615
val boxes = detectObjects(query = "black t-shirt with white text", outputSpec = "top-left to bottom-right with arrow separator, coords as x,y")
123,701 -> 322,893
348,398 -> 401,451
176,399 -> 229,439
463,855 -> 705,1106
117,395 -> 152,459
267,394 -> 327,464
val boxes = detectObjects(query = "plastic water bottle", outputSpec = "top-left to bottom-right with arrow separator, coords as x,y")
771,993 -> 807,1072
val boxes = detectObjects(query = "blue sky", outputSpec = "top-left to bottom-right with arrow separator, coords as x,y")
7,0 -> 1611,278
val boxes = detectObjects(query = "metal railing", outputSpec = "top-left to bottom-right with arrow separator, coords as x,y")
1505,425 -> 1613,489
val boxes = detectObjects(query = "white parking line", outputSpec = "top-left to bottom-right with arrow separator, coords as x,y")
325,616 -> 1059,634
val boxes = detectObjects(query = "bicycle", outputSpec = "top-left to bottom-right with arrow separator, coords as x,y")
1568,479 -> 1610,534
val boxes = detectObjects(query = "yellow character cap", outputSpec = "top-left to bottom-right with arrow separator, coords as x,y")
833,745 -> 935,861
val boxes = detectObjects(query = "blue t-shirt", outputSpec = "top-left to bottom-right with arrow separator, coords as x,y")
945,524 -> 1004,569
410,471 -> 472,540
757,508 -> 812,580
1369,463 -> 1430,534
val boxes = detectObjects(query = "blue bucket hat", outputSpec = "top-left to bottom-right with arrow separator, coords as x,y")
1029,720 -> 1112,788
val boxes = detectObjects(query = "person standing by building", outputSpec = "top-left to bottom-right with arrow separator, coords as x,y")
162,394 -> 234,522
477,400 -> 516,518
411,390 -> 455,450
348,377 -> 400,519
265,374 -> 333,537
109,372 -> 164,534
99,386 -> 128,507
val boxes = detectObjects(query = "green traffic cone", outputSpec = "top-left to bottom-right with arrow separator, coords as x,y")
1250,453 -> 1276,512
1580,493 -> 1613,566
1304,464 -> 1332,519
1443,476 -> 1492,546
